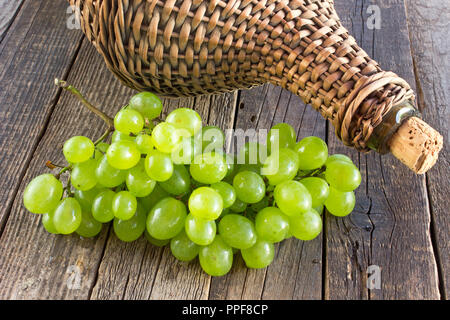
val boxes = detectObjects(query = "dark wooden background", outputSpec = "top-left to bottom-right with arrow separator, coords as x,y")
0,0 -> 448,300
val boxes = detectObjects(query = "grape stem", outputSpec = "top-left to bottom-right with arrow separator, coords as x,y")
54,78 -> 114,144
295,167 -> 325,180
94,129 -> 112,145
46,160 -> 64,169
56,166 -> 71,179
64,178 -> 74,197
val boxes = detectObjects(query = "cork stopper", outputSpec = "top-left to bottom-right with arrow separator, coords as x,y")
388,117 -> 443,174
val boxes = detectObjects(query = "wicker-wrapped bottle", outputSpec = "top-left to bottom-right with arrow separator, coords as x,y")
69,0 -> 443,173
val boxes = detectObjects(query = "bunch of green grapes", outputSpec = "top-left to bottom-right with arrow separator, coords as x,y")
23,89 -> 361,277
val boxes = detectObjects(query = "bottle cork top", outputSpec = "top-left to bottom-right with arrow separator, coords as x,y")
388,117 -> 443,174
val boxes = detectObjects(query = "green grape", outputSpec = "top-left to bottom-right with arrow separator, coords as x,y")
112,191 -> 137,220
284,229 -> 293,240
76,211 -> 102,238
190,152 -> 228,184
199,235 -> 233,276
53,198 -> 82,235
145,230 -> 170,247
166,108 -> 202,137
314,204 -> 324,215
152,122 -> 181,153
326,154 -> 353,166
74,186 -> 104,212
42,211 -> 59,234
145,149 -> 174,181
126,159 -> 156,197
94,150 -> 103,161
241,239 -> 274,269
274,180 -> 312,216
188,187 -> 223,220
129,92 -> 163,120
229,198 -> 247,213
211,182 -> 236,209
255,207 -> 289,243
220,208 -> 231,218
139,184 -> 169,212
218,214 -> 257,249
236,163 -> 261,175
191,178 -> 207,189
289,209 -> 322,240
294,136 -> 328,170
23,174 -> 63,214
111,130 -> 135,143
96,155 -> 126,187
159,164 -> 191,195
94,142 -> 109,160
91,190 -> 115,223
185,213 -> 216,246
71,158 -> 98,191
250,197 -> 269,213
262,148 -> 300,185
324,187 -> 355,217
201,126 -> 224,152
114,108 -> 144,135
299,177 -> 330,207
114,204 -> 147,242
223,153 -> 236,179
146,197 -> 187,239
171,136 -> 202,165
106,140 -> 141,170
267,123 -> 296,153
233,171 -> 266,204
237,142 -> 267,165
170,229 -> 200,261
96,142 -> 110,153
63,136 -> 95,163
325,160 -> 361,192
135,133 -> 154,154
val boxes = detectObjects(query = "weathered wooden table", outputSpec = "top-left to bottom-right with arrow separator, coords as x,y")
0,0 -> 448,300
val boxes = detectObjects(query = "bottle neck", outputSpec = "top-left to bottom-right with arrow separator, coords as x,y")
367,100 -> 420,154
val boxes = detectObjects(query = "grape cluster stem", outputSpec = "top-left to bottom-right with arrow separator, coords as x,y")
54,78 -> 114,145
56,166 -> 71,180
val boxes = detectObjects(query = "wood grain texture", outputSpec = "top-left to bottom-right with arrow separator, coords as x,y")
0,0 -> 25,43
324,0 -> 440,300
208,84 -> 325,300
0,0 -> 83,232
405,0 -> 450,299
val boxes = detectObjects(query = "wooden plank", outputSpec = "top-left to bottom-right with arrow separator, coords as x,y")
208,84 -> 325,300
0,38 -> 136,299
0,1 -> 44,79
0,0 -> 83,231
405,0 -> 450,299
91,92 -> 238,300
0,0 -> 25,43
325,0 -> 440,300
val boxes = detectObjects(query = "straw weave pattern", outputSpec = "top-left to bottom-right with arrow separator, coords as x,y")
69,0 -> 415,151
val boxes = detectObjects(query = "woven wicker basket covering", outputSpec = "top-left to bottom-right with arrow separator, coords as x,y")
69,0 -> 416,151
